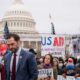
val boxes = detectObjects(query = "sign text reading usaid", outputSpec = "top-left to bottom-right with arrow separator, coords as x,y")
41,35 -> 65,57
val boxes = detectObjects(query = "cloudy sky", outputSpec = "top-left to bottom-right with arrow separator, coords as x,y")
0,0 -> 80,34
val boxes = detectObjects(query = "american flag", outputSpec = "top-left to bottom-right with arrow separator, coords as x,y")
4,22 -> 9,39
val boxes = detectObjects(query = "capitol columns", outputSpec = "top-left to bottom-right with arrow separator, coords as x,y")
21,41 -> 24,47
36,41 -> 38,50
29,41 -> 31,48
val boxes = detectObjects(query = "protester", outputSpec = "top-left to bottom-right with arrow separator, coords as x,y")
38,54 -> 53,69
29,48 -> 37,58
43,54 -> 53,69
64,58 -> 75,76
38,54 -> 54,80
53,58 -> 58,80
75,58 -> 80,78
37,57 -> 43,66
0,39 -> 9,80
58,58 -> 65,75
4,33 -> 38,80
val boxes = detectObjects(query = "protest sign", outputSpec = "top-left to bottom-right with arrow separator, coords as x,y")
41,34 -> 65,58
66,76 -> 75,80
57,75 -> 66,80
38,68 -> 54,80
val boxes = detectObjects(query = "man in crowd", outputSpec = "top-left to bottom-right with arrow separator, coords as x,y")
4,33 -> 38,80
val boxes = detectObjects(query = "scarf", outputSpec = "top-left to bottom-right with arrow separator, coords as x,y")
43,64 -> 52,69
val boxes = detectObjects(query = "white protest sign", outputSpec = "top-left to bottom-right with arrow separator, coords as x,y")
38,68 -> 54,80
41,34 -> 65,57
66,76 -> 75,80
57,75 -> 66,80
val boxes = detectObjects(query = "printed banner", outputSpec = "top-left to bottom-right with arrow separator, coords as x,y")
41,34 -> 65,57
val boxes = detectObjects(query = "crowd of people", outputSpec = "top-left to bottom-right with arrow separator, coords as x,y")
36,54 -> 80,80
0,33 -> 80,80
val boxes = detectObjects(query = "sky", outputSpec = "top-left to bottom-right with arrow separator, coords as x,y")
0,0 -> 80,34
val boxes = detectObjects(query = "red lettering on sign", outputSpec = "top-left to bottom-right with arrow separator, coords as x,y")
59,37 -> 64,46
53,37 -> 64,46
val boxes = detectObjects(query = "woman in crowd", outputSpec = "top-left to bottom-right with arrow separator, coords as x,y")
38,54 -> 53,69
43,54 -> 53,69
38,54 -> 54,80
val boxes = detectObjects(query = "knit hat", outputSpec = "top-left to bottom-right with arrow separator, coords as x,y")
68,58 -> 73,63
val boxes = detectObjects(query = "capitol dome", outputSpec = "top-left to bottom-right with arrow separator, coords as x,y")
2,0 -> 38,34
0,0 -> 41,56
4,0 -> 32,19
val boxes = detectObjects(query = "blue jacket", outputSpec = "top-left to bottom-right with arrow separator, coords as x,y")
4,49 -> 38,80
66,64 -> 75,76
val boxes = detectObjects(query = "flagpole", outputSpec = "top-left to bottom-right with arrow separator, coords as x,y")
49,13 -> 55,35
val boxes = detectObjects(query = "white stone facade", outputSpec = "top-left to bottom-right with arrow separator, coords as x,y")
0,0 -> 41,56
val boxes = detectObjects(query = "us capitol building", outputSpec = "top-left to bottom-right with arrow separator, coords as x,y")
0,0 -> 41,56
